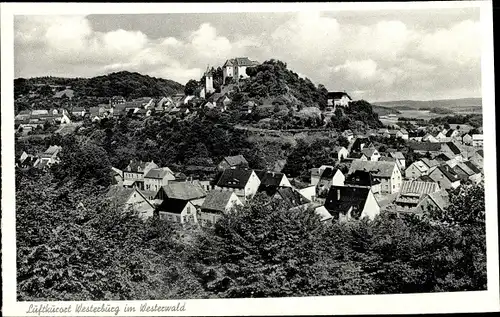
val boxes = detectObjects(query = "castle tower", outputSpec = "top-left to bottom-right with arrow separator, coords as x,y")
205,65 -> 214,94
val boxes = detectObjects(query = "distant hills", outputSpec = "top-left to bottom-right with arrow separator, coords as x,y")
373,98 -> 482,113
14,71 -> 184,100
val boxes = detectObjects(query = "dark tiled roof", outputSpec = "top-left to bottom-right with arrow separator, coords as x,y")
444,142 -> 461,155
361,148 -> 377,157
464,160 -> 481,174
408,142 -> 442,152
324,185 -> 370,218
417,175 -> 434,182
435,164 -> 460,182
445,129 -> 456,137
345,170 -> 380,186
327,92 -> 352,100
254,170 -> 284,187
217,168 -> 253,189
156,197 -> 189,214
348,160 -> 396,178
275,187 -> 310,208
106,185 -> 135,206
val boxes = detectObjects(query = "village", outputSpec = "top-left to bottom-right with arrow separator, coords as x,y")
15,57 -> 485,228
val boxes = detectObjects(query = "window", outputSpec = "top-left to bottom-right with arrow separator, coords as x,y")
176,216 -> 181,222
183,216 -> 187,223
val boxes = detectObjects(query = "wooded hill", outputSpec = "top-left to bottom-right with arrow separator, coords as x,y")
14,71 -> 184,100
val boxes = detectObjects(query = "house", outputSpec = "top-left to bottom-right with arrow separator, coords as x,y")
144,167 -> 176,192
361,148 -> 380,161
315,166 -> 345,198
342,129 -> 354,142
468,149 -> 484,170
156,198 -> 198,225
31,109 -> 49,116
453,161 -> 482,184
255,170 -> 292,194
394,180 -> 440,211
35,145 -> 62,168
388,151 -> 406,170
123,160 -> 158,189
60,113 -> 72,124
462,133 -> 473,145
399,128 -> 409,140
415,190 -> 450,215
272,187 -> 310,211
472,134 -> 483,147
222,57 -> 259,83
327,91 -> 352,108
299,186 -> 318,202
155,182 -> 207,207
15,110 -> 31,121
405,161 -> 430,179
378,128 -> 390,135
203,101 -> 216,109
348,137 -> 372,153
313,205 -> 333,222
199,190 -> 243,227
422,133 -> 439,143
133,97 -> 155,108
324,185 -> 380,221
344,170 -> 381,194
445,129 -> 460,139
110,95 -> 126,106
407,142 -> 442,155
427,164 -> 461,190
215,168 -> 261,199
348,160 -> 402,194
333,146 -> 349,161
435,130 -> 448,141
71,107 -> 86,117
441,142 -> 462,157
111,167 -> 124,186
105,185 -> 155,220
216,94 -> 232,111
218,155 -> 249,170
349,152 -> 368,161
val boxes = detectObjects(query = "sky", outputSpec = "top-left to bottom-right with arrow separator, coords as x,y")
14,8 -> 483,102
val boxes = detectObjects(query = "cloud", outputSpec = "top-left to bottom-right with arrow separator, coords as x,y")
14,12 -> 482,101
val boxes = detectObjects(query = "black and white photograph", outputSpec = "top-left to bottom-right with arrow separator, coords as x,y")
2,1 -> 499,316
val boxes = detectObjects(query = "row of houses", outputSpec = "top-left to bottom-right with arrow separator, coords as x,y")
17,145 -> 63,169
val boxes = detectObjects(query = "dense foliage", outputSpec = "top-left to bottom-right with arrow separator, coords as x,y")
14,71 -> 183,100
239,59 -> 328,109
429,114 -> 483,128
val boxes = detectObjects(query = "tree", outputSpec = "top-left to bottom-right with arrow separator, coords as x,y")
184,79 -> 199,96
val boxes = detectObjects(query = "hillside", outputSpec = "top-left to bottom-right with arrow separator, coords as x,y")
220,59 -> 382,130
374,98 -> 482,113
14,71 -> 184,100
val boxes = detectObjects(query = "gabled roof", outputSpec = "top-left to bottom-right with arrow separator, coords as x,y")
319,166 -> 340,181
432,164 -> 460,182
160,182 -> 206,201
348,160 -> 397,178
444,142 -> 461,155
389,151 -> 405,160
345,170 -> 380,186
44,145 -> 62,156
222,155 -> 248,167
217,168 -> 254,189
144,167 -> 174,179
254,170 -> 285,187
421,158 -> 439,168
234,57 -> 258,66
409,161 -> 429,172
445,129 -> 456,137
125,159 -> 151,173
324,185 -> 371,218
463,160 -> 481,174
274,187 -> 310,209
361,148 -> 378,157
201,190 -> 236,213
379,156 -> 396,163
417,175 -> 434,182
106,185 -> 140,207
425,190 -> 450,211
400,180 -> 439,196
156,197 -> 189,214
327,91 -> 352,100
